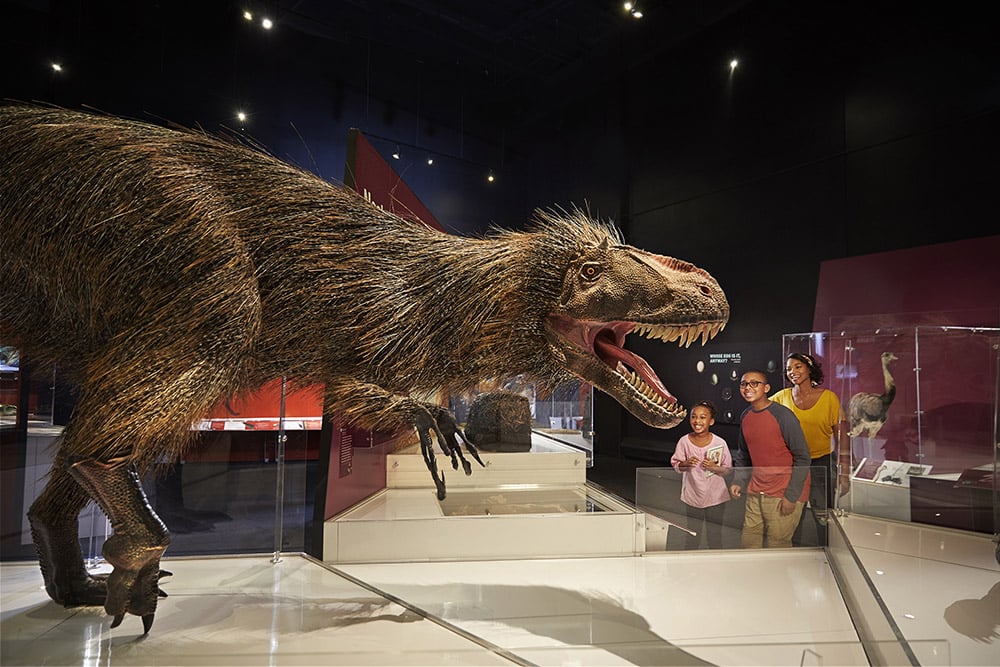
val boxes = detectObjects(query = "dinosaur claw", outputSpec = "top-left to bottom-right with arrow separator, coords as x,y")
159,569 -> 173,578
142,613 -> 155,634
462,459 -> 472,475
158,588 -> 168,598
111,613 -> 125,628
435,475 -> 446,501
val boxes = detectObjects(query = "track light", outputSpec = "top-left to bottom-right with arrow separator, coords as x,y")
392,146 -> 400,160
426,156 -> 434,165
487,171 -> 495,183
261,17 -> 273,30
624,2 -> 643,18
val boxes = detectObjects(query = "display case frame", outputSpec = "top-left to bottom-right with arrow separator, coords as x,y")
783,323 -> 999,541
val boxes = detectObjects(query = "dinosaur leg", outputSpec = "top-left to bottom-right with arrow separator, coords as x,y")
68,456 -> 170,634
27,463 -> 109,606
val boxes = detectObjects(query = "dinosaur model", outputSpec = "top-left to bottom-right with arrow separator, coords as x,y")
847,351 -> 899,438
0,104 -> 729,633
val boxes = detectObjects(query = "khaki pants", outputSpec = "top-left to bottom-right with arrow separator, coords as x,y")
741,493 -> 804,548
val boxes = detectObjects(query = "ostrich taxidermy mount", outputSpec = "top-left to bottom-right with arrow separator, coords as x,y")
847,352 -> 899,438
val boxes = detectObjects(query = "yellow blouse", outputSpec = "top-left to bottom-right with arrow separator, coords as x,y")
769,388 -> 843,460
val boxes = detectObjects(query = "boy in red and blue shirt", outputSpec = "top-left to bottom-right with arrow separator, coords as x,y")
729,370 -> 811,548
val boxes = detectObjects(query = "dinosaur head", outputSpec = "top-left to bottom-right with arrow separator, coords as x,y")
543,237 -> 729,429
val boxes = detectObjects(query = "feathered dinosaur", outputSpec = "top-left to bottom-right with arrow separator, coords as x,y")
847,351 -> 899,438
0,105 -> 729,633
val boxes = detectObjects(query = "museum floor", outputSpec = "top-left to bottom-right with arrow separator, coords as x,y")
1,516 -> 997,666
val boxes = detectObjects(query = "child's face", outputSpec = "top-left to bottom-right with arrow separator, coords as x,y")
689,405 -> 715,434
739,373 -> 769,403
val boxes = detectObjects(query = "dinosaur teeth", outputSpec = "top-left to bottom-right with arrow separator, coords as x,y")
624,368 -> 670,406
630,320 -> 726,346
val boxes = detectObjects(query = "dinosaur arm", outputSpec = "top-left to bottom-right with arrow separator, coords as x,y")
323,378 -> 483,498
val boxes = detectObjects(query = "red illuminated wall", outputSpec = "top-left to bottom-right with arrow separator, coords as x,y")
812,234 -> 1000,480
344,129 -> 444,231
813,235 -> 1000,331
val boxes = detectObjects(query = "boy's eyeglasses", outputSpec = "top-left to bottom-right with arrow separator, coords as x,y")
739,380 -> 765,389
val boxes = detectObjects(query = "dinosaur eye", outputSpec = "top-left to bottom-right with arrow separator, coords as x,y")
580,262 -> 602,281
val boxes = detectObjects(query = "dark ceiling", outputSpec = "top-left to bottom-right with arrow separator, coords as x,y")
268,0 -> 750,112
3,0 -> 752,135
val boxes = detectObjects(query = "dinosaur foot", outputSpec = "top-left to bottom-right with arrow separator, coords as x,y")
52,572 -> 110,608
55,569 -> 172,608
67,457 -> 172,634
103,542 -> 172,634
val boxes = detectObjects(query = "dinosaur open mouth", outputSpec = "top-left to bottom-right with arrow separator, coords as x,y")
592,324 -> 677,405
546,315 -> 726,427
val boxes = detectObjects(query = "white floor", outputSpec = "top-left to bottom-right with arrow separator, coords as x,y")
838,515 -> 1000,667
1,519 -> 998,666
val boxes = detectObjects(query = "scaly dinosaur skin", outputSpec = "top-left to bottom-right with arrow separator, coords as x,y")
0,105 -> 729,632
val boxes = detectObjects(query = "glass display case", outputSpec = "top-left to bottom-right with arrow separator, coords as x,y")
783,323 -> 999,539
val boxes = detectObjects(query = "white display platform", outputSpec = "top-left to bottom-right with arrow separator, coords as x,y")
386,432 -> 589,489
324,433 -> 645,563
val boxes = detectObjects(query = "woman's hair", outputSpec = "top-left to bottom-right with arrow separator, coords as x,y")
693,399 -> 717,419
787,352 -> 825,386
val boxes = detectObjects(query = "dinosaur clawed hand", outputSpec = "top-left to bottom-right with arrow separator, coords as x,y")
412,404 -> 485,500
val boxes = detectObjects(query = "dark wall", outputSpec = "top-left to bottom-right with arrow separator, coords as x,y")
507,1 -> 1000,454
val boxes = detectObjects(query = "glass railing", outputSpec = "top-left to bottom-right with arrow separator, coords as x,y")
637,464 -> 832,550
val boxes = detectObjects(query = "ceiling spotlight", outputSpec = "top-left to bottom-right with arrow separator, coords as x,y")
392,146 -> 400,160
487,171 -> 495,183
625,2 -> 642,18
242,10 -> 253,21
261,17 -> 273,30
237,111 -> 247,122
624,2 -> 633,9
730,58 -> 739,71
426,156 -> 434,165
50,62 -> 62,72
631,10 -> 643,18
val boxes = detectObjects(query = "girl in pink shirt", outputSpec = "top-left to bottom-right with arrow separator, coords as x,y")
670,400 -> 732,549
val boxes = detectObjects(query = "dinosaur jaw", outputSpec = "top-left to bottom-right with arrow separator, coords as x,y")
545,314 -> 726,429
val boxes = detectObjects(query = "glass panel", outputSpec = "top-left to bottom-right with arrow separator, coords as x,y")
811,322 -> 1000,534
150,378 -> 321,558
637,465 -> 827,549
0,359 -> 320,565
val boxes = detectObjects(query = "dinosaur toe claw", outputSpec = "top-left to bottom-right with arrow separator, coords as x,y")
142,613 -> 155,634
159,569 -> 173,578
111,613 -> 125,628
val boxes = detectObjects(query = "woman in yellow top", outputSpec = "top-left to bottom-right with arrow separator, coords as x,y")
770,352 -> 849,546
